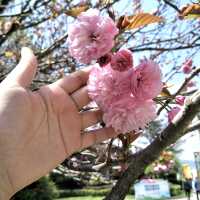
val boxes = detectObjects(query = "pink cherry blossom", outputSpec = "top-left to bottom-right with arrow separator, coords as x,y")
187,81 -> 196,88
131,59 -> 162,100
175,95 -> 185,106
87,58 -> 161,133
182,59 -> 193,74
110,49 -> 133,72
87,64 -> 131,111
67,9 -> 118,64
53,4 -> 62,13
168,106 -> 181,123
103,98 -> 157,133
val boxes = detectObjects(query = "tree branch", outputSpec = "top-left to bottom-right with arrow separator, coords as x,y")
157,66 -> 200,115
185,120 -> 200,134
37,33 -> 68,59
104,90 -> 200,200
130,44 -> 200,52
0,0 -> 51,46
162,0 -> 181,13
0,0 -> 13,13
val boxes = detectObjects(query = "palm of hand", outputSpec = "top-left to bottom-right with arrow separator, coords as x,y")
0,48 -> 117,198
0,84 -> 81,193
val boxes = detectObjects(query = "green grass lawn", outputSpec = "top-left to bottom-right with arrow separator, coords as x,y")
57,195 -> 134,200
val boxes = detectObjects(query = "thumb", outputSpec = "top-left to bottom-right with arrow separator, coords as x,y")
2,47 -> 38,88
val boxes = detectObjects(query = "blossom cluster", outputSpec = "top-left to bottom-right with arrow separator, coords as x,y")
181,59 -> 196,89
182,59 -> 192,74
67,9 -> 118,64
88,57 -> 162,133
68,9 -> 163,133
167,58 -> 195,123
167,95 -> 185,123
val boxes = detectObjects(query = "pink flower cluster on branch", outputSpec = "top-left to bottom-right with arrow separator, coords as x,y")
131,59 -> 162,100
167,95 -> 185,123
67,9 -> 118,64
110,49 -> 133,72
182,59 -> 193,74
68,9 -> 163,133
88,57 -> 162,133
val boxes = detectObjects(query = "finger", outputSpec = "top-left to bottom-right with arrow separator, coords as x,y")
2,47 -> 37,88
71,86 -> 90,110
81,109 -> 102,129
54,66 -> 93,94
81,127 -> 117,149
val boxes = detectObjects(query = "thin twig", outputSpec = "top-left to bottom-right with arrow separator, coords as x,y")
163,0 -> 181,13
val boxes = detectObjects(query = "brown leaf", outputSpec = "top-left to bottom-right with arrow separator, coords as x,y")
160,83 -> 172,97
126,13 -> 163,29
117,15 -> 130,29
117,13 -> 162,30
179,3 -> 200,19
65,5 -> 89,17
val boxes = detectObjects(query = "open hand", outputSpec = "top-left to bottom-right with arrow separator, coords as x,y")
0,47 -> 117,199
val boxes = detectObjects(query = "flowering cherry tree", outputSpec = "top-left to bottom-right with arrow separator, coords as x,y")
1,0 -> 200,200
